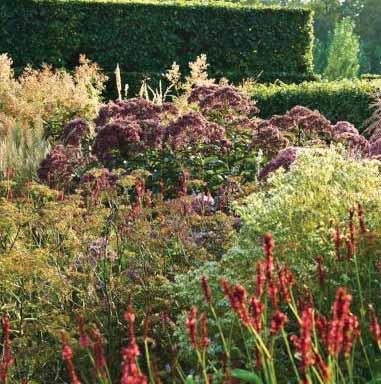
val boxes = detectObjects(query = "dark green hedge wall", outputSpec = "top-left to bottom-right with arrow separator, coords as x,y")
252,80 -> 381,132
0,0 -> 314,84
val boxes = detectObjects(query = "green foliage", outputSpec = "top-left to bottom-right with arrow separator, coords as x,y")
0,183 -> 237,382
323,17 -> 360,80
235,147 -> 381,264
0,0 -> 314,86
251,79 -> 381,130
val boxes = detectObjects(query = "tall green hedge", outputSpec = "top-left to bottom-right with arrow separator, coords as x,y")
252,80 -> 381,131
0,0 -> 314,84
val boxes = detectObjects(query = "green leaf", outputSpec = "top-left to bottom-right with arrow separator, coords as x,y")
185,375 -> 196,384
232,369 -> 263,383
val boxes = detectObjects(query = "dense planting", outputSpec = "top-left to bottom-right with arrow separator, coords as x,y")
1,53 -> 381,384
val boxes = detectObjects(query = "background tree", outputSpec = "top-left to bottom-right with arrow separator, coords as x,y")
357,0 -> 381,74
323,17 -> 360,80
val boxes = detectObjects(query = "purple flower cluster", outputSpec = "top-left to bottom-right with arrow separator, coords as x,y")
368,128 -> 381,160
39,118 -> 93,190
92,119 -> 164,162
164,111 -> 227,150
95,98 -> 178,129
253,106 -> 368,158
332,121 -> 369,154
61,119 -> 90,146
37,145 -> 84,189
259,147 -> 300,181
287,106 -> 332,137
188,85 -> 259,117
93,98 -> 183,162
252,123 -> 289,156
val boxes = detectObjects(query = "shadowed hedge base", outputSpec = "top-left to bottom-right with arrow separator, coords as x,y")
252,79 -> 381,131
0,0 -> 314,88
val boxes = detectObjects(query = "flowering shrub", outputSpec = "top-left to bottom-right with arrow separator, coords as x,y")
258,146 -> 299,180
62,119 -> 91,147
38,82 -> 263,195
37,144 -> 87,191
164,111 -> 227,150
188,85 -> 259,118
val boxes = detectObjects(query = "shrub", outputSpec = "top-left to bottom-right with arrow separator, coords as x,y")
0,0 -> 314,87
251,79 -> 381,131
235,147 -> 381,266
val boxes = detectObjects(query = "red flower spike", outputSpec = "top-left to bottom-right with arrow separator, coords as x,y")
256,261 -> 266,299
200,313 -> 210,349
347,208 -> 356,259
90,328 -> 107,376
327,287 -> 359,358
186,306 -> 198,350
201,274 -> 212,305
315,314 -> 328,345
268,280 -> 279,309
357,204 -> 366,234
121,306 -> 148,384
315,256 -> 325,288
221,279 -> 250,327
343,313 -> 360,358
278,266 -> 294,304
369,305 -> 381,348
332,288 -> 352,322
249,296 -> 265,332
270,311 -> 288,336
291,307 -> 315,379
78,316 -> 90,348
263,233 -> 274,280
0,315 -> 14,384
333,226 -> 341,261
62,337 -> 81,384
346,238 -> 354,261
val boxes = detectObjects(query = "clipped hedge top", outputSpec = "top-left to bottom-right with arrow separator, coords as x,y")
27,0 -> 304,12
43,0 -> 281,8
251,79 -> 381,100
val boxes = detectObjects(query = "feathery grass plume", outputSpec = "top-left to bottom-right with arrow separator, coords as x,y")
0,53 -> 107,138
115,63 -> 122,101
0,122 -> 50,191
